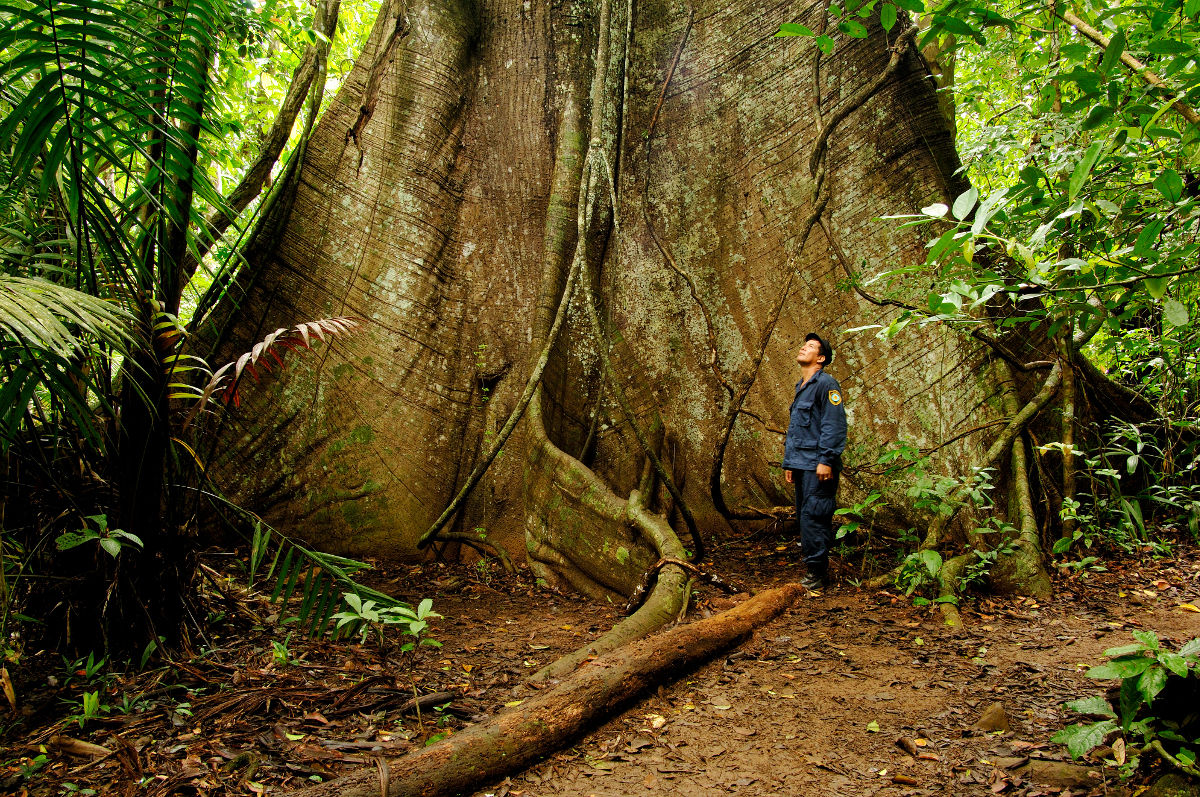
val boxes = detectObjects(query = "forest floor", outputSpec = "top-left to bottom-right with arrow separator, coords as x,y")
3,527 -> 1200,797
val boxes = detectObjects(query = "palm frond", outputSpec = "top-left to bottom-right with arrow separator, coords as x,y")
178,316 -> 362,430
0,275 -> 134,356
241,519 -> 406,640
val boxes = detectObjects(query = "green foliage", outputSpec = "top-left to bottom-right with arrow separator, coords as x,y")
332,595 -> 443,652
54,515 -> 142,559
835,491 -> 882,539
0,0 -> 375,657
271,633 -> 295,667
898,548 -> 943,596
246,520 -> 406,640
829,0 -> 1200,424
1053,633 -> 1200,776
60,651 -> 108,687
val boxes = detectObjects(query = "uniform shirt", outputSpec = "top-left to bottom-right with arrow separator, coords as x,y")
783,368 -> 847,471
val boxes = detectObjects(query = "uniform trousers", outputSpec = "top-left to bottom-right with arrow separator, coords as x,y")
793,468 -> 841,577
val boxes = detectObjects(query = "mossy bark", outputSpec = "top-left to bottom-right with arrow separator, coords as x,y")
196,0 -> 1073,606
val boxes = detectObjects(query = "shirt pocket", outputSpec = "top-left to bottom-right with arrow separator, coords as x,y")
793,398 -> 814,426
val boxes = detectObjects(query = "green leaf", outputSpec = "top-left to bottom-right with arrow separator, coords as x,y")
1135,220 -> 1165,258
1064,696 -> 1116,718
99,538 -> 122,558
55,530 -> 99,550
920,549 -> 943,578
952,187 -> 978,220
838,19 -> 868,37
110,530 -> 143,548
1104,643 -> 1147,657
1132,630 -> 1160,651
1081,104 -> 1113,131
1162,297 -> 1188,326
1148,39 -> 1192,55
1100,28 -> 1125,74
1051,720 -> 1117,759
1180,638 -> 1200,656
1088,655 -> 1154,680
1069,142 -> 1105,202
776,22 -> 813,36
922,202 -> 949,217
1160,652 -> 1189,678
1161,295 -> 1190,324
270,549 -> 296,602
1119,676 -> 1142,728
816,34 -> 835,52
1019,166 -> 1045,185
1154,169 -> 1184,203
1138,665 -> 1169,703
1145,277 -> 1170,300
936,15 -> 977,39
880,3 -> 897,31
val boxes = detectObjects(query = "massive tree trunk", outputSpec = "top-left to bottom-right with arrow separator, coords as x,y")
196,0 -> 1054,598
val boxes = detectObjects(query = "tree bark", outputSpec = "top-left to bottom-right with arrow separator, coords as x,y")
281,584 -> 804,797
194,0 -> 1093,610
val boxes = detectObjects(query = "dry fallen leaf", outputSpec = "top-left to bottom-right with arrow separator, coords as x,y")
50,735 -> 112,758
1179,603 -> 1200,613
1,667 -> 15,710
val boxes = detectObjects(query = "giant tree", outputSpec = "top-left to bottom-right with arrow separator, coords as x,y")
196,0 -> 1177,641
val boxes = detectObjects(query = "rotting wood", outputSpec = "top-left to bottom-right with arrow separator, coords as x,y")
623,556 -> 742,615
279,584 -> 805,797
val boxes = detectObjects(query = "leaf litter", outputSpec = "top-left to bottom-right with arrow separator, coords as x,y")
1,531 -> 1198,797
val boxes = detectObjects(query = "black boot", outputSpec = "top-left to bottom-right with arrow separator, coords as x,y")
800,571 -> 826,591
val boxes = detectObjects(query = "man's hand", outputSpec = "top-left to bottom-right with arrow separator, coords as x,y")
816,463 -> 833,481
784,469 -> 793,484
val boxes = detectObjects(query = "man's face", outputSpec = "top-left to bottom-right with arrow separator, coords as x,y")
796,338 -> 825,366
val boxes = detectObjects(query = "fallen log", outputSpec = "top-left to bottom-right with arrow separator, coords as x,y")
283,583 -> 805,797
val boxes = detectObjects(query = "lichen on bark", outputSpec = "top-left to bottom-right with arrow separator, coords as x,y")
198,0 -> 1067,611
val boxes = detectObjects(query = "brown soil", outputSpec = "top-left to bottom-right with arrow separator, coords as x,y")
3,530 -> 1199,797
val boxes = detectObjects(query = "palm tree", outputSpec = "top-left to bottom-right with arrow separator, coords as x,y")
0,0 -> 340,652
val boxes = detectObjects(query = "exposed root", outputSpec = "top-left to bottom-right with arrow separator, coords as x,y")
283,585 -> 805,797
937,553 -> 968,629
435,531 -> 515,574
518,0 -> 701,680
579,210 -> 704,562
623,557 -> 743,616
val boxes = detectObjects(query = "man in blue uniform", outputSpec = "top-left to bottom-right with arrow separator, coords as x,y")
783,333 -> 847,591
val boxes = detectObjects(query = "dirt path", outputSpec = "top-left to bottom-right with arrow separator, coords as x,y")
443,534 -> 1200,797
3,532 -> 1198,797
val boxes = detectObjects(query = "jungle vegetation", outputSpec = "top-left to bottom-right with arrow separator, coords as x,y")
0,0 -> 1198,679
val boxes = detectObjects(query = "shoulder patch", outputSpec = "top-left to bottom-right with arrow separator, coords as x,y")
828,390 -> 842,406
